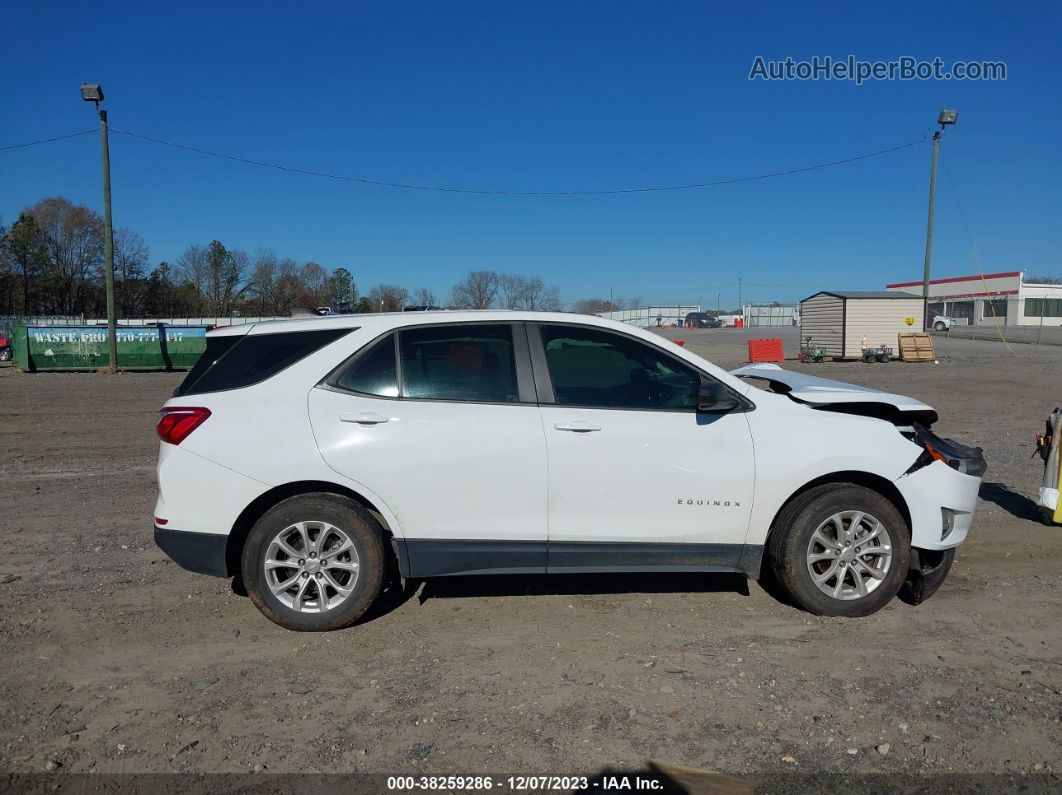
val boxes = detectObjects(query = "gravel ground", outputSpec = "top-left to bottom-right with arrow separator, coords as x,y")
0,327 -> 1060,790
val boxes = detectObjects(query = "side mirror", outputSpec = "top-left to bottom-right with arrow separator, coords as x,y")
697,379 -> 741,413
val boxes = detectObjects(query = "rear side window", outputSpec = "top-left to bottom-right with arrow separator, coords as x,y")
175,328 -> 351,396
334,334 -> 398,397
173,335 -> 240,396
400,325 -> 517,402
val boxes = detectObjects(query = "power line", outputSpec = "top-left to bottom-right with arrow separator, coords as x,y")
101,127 -> 927,196
941,160 -> 1019,356
636,281 -> 737,299
0,129 -> 97,152
1,125 -> 927,195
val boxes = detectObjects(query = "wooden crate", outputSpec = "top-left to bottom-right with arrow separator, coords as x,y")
898,332 -> 935,362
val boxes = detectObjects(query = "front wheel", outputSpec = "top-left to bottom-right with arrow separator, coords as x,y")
766,484 -> 910,617
242,493 -> 385,631
0,347 -> 10,362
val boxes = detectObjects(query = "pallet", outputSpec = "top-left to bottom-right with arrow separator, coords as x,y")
898,332 -> 935,362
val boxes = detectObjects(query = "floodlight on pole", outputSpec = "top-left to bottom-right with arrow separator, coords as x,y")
80,83 -> 118,371
80,83 -> 105,104
920,108 -> 958,332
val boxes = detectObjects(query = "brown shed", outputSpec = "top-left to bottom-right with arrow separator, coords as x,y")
799,291 -> 924,360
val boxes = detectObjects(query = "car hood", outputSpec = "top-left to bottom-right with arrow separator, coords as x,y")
730,363 -> 937,425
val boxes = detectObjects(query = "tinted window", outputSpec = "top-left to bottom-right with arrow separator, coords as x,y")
399,325 -> 517,402
177,328 -> 350,395
540,325 -> 700,409
173,335 -> 240,396
335,334 -> 398,396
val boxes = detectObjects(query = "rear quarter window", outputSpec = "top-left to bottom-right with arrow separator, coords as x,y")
175,328 -> 351,396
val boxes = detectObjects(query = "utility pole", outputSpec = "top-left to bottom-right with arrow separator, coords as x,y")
738,277 -> 742,315
81,84 -> 118,372
921,109 -> 959,332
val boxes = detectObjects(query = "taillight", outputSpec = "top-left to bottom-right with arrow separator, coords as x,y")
157,407 -> 211,445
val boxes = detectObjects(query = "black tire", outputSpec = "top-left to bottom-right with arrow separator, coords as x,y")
0,347 -> 10,362
934,321 -> 947,331
862,352 -> 875,363
766,484 -> 911,617
877,352 -> 891,363
242,493 -> 385,631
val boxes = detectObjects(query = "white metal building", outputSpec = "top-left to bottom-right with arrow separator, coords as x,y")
743,303 -> 798,327
885,271 -> 1062,327
596,306 -> 699,328
800,291 -> 923,360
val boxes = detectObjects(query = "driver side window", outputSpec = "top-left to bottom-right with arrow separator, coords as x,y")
539,325 -> 700,410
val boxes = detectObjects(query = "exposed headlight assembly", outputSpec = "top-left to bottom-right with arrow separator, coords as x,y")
905,427 -> 987,478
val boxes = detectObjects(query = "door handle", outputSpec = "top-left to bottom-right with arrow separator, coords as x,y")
340,412 -> 389,425
554,421 -> 601,433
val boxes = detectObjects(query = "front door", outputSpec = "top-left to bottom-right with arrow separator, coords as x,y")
531,323 -> 756,572
308,322 -> 547,576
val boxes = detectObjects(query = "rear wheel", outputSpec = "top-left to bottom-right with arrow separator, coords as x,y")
242,494 -> 385,631
767,484 -> 910,617
0,347 -> 10,362
934,321 -> 947,331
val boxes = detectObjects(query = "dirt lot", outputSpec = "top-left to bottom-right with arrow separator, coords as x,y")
1,327 -> 1060,790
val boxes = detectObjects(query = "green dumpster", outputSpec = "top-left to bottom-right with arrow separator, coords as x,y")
13,325 -> 208,372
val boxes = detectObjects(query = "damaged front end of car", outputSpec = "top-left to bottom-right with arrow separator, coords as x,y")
732,363 -> 987,605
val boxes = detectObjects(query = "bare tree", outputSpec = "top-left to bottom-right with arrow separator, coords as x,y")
273,258 -> 302,315
176,240 -> 248,315
246,250 -> 279,315
175,243 -> 209,313
1026,275 -> 1062,285
410,287 -> 437,307
298,261 -> 330,308
521,277 -> 562,311
113,227 -> 150,316
27,197 -> 103,315
572,298 -> 612,315
498,274 -> 528,309
450,270 -> 499,309
367,284 -> 408,312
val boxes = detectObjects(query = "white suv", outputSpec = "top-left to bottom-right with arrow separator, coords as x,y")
154,312 -> 985,631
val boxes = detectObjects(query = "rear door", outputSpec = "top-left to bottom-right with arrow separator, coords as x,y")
308,322 -> 548,576
530,322 -> 756,572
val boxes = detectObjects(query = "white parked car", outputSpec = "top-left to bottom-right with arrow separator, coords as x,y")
928,313 -> 954,331
154,312 -> 985,631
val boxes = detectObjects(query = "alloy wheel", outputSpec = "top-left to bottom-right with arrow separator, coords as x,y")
264,521 -> 360,613
806,511 -> 893,601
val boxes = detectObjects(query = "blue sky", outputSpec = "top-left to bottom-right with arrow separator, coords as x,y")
2,0 -> 1059,307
